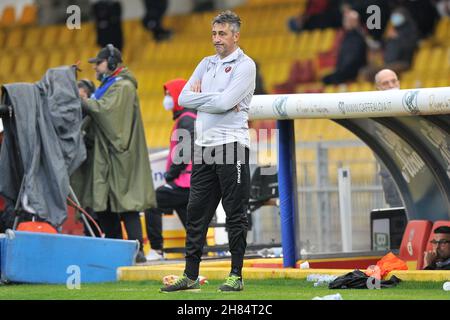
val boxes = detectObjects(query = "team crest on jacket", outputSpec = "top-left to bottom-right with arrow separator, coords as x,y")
225,66 -> 232,73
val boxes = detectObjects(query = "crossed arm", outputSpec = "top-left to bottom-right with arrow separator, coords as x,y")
178,59 -> 256,114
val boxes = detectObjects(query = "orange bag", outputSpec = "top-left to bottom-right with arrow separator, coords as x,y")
17,221 -> 58,234
365,252 -> 408,279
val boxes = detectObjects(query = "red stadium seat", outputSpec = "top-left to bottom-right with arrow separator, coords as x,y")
399,220 -> 432,270
0,195 -> 5,211
425,220 -> 450,252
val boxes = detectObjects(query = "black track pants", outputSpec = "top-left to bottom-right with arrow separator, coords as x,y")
184,142 -> 250,280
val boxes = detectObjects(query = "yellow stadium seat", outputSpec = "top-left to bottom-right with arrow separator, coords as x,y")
324,85 -> 337,93
319,28 -> 336,53
4,28 -> 24,49
412,47 -> 431,72
58,27 -> 76,48
72,22 -> 95,46
0,54 -> 15,75
0,6 -> 16,27
309,29 -> 322,54
423,78 -> 439,88
41,25 -> 61,49
22,28 -> 42,49
62,50 -> 79,66
347,82 -> 360,92
436,77 -> 450,87
48,51 -> 63,68
359,81 -> 374,92
428,47 -> 445,73
0,29 -> 5,47
434,17 -> 450,45
400,79 -> 414,89
30,51 -> 50,76
79,47 -> 98,68
14,54 -> 32,76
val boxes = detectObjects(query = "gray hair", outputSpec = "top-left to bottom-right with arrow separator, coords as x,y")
212,10 -> 241,33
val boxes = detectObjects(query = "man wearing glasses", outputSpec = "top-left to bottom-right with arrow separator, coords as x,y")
423,226 -> 450,270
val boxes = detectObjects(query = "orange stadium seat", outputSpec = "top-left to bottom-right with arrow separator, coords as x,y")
18,4 -> 37,26
0,6 -> 16,27
399,220 -> 433,270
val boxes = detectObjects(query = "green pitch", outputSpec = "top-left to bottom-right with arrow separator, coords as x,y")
0,279 -> 448,300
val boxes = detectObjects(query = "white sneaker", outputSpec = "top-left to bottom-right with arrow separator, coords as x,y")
146,249 -> 165,261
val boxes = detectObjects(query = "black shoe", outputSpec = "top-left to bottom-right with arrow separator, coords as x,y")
154,29 -> 173,42
135,250 -> 147,263
160,274 -> 201,293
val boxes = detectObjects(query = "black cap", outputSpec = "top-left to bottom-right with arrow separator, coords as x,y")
88,45 -> 123,64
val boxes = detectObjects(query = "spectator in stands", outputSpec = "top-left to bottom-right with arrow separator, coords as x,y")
435,0 -> 450,17
142,0 -> 173,42
375,68 -> 400,91
145,78 -> 196,261
358,6 -> 419,82
254,63 -> 267,95
423,226 -> 450,270
288,0 -> 342,33
92,0 -> 124,51
322,10 -> 367,85
345,0 -> 391,41
383,7 -> 419,74
398,0 -> 439,38
193,0 -> 215,12
161,11 -> 255,293
77,79 -> 96,99
374,69 -> 403,208
73,44 -> 156,263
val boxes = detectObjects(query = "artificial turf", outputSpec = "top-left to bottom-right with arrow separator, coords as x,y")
0,279 -> 448,300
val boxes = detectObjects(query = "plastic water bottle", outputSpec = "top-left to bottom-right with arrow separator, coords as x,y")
313,280 -> 327,287
308,274 -> 337,286
271,247 -> 283,257
257,247 -> 283,258
306,274 -> 321,282
312,293 -> 343,300
443,282 -> 450,291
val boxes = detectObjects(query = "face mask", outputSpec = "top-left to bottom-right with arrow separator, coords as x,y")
390,13 -> 405,27
163,95 -> 174,111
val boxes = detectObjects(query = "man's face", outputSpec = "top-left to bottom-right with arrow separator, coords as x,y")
78,87 -> 89,99
343,11 -> 359,31
93,60 -> 109,81
212,23 -> 239,59
376,71 -> 400,91
431,233 -> 450,261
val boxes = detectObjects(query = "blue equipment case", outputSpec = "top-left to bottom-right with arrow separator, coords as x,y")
0,230 -> 138,284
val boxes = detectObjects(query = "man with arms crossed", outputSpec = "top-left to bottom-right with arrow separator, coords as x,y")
161,10 -> 256,292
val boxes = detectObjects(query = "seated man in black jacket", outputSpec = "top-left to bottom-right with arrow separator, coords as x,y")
322,9 -> 367,85
423,226 -> 450,270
